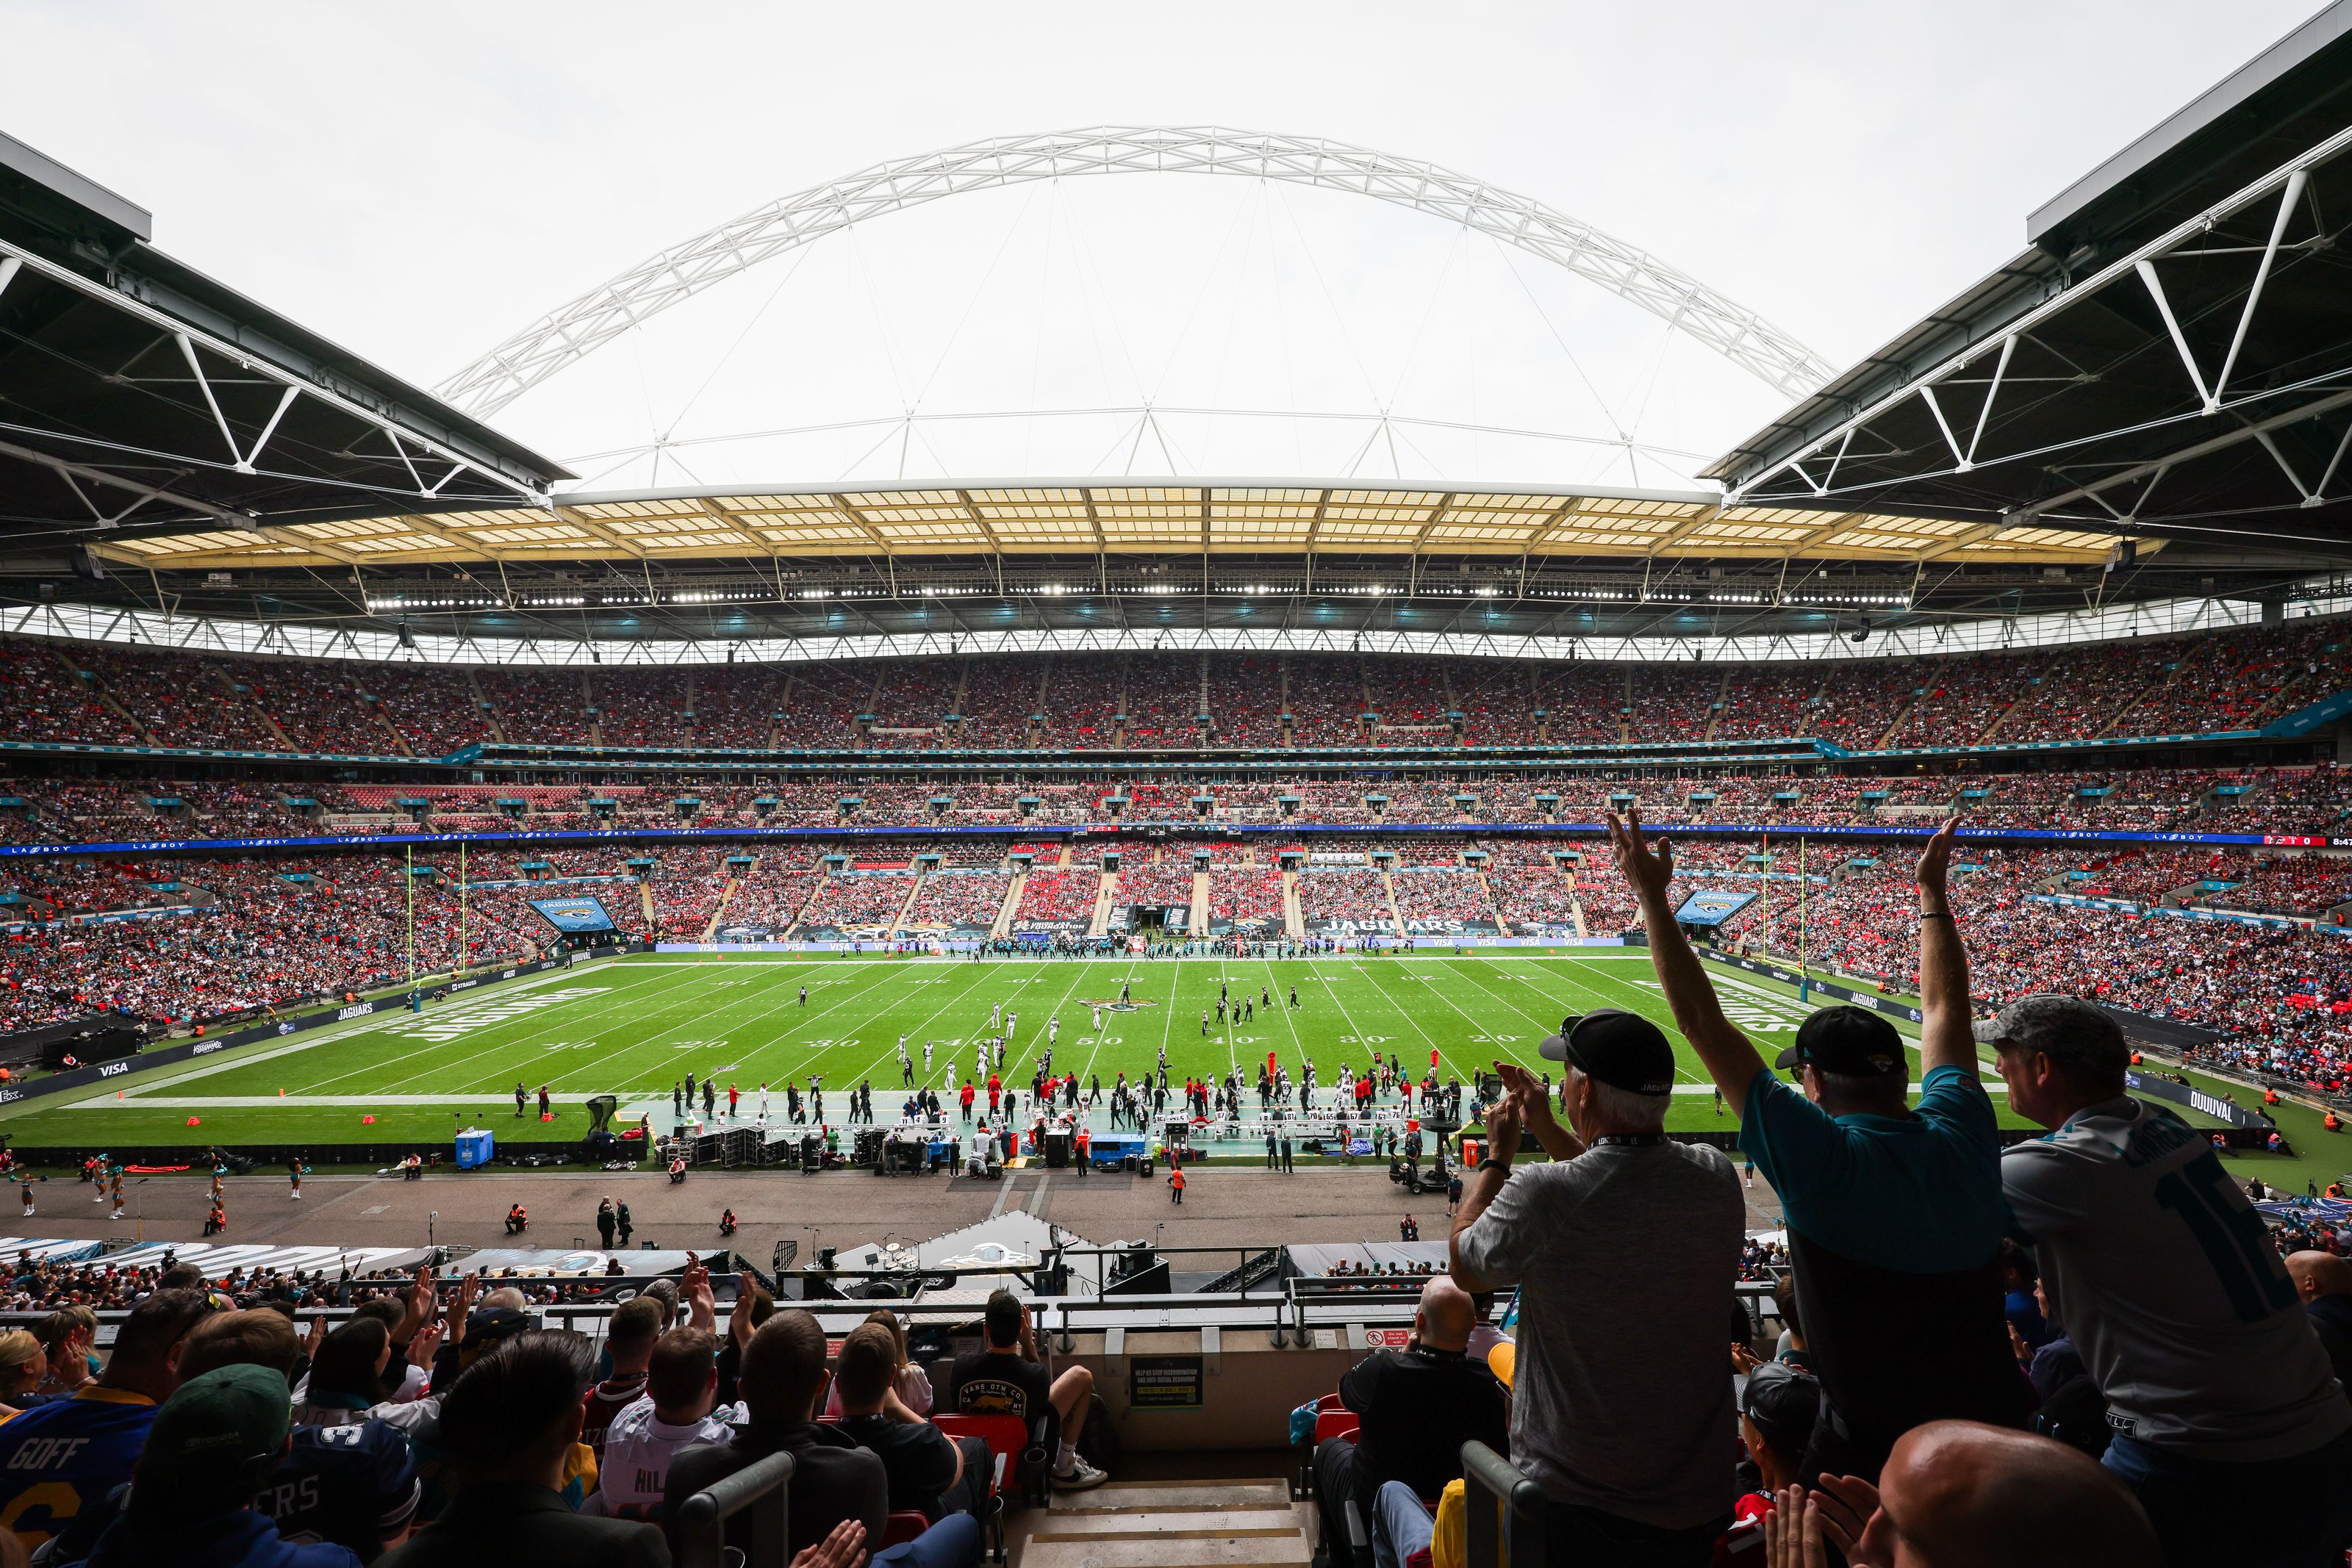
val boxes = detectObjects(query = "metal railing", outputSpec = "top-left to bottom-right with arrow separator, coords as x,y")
1461,1440 -> 1546,1568
674,1450 -> 795,1568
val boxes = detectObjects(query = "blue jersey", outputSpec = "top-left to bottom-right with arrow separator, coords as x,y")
260,1420 -> 422,1561
0,1387 -> 158,1550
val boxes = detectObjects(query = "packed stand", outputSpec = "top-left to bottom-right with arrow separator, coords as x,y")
1387,869 -> 1495,929
793,874 -> 914,931
1281,656 -> 1366,747
1114,855 -> 1195,911
904,871 -> 1011,929
1297,867 -> 1394,932
1011,869 -> 1094,927
1118,655 -> 1199,745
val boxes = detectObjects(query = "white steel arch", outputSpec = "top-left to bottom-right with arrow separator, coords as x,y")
440,126 -> 1837,417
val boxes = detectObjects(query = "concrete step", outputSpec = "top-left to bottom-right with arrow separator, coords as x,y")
1018,1533 -> 1311,1568
1031,1510 -> 1302,1537
1050,1481 -> 1291,1514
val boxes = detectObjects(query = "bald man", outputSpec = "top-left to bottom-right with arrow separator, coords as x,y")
2287,1252 -> 2352,1407
1311,1276 -> 1508,1568
1803,1420 -> 2156,1568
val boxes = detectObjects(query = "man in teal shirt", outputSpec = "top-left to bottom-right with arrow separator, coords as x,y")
1606,813 -> 2032,1481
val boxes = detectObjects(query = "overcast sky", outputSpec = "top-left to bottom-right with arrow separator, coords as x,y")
10,1 -> 2331,491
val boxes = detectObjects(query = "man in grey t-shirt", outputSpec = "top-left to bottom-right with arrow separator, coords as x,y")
1991,994 -> 2352,1567
1452,1009 -> 1742,1568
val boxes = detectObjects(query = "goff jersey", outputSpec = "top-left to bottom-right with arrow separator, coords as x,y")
0,1387 -> 158,1550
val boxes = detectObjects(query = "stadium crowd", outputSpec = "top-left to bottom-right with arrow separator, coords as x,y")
4,616 -> 2348,760
6,758 -> 2351,846
0,1254 -> 1095,1568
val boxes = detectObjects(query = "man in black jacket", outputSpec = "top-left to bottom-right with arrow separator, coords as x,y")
378,1332 -> 667,1568
1311,1276 -> 1508,1566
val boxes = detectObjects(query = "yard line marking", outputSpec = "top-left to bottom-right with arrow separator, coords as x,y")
1441,956 -> 1674,1077
570,947 -> 922,1099
1069,951 -> 1146,1113
1363,960 -> 1530,1082
297,962 -> 724,1095
108,963 -> 629,1102
1349,961 -> 1482,1087
783,958 -> 1027,1123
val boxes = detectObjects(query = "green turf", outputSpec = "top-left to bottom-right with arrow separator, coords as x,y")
0,949 -> 2071,1153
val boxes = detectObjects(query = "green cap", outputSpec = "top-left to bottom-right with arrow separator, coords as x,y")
145,1364 -> 291,1493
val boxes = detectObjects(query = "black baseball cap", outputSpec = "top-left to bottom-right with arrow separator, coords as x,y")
1774,1006 -> 1907,1079
1739,1361 -> 1821,1460
1538,1010 -> 1677,1096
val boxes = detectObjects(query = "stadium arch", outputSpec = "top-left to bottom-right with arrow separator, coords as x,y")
437,126 -> 1838,418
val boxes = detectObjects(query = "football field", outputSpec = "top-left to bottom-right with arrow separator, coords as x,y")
0,950 -> 2022,1151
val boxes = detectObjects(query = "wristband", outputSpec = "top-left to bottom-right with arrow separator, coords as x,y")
1919,908 -> 1954,920
1477,1155 -> 1511,1172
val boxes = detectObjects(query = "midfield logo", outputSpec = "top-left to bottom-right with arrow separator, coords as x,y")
1080,999 -> 1158,1012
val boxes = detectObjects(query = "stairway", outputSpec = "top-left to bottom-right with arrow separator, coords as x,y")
465,669 -> 506,741
1979,688 -> 2037,743
368,702 -> 415,757
209,665 -> 298,749
1190,871 -> 1211,936
1476,869 -> 1507,929
1702,668 -> 1732,742
994,872 -> 1026,938
1380,871 -> 1406,938
2101,653 -> 2188,736
1089,871 -> 1118,937
1017,1478 -> 1310,1568
890,872 -> 926,936
701,874 -> 738,942
1282,871 -> 1305,941
1870,693 -> 1919,749
781,876 -> 823,939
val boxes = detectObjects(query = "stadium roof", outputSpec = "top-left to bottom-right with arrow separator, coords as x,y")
1708,1 -> 2352,558
0,129 -> 570,561
85,479 -> 2128,571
